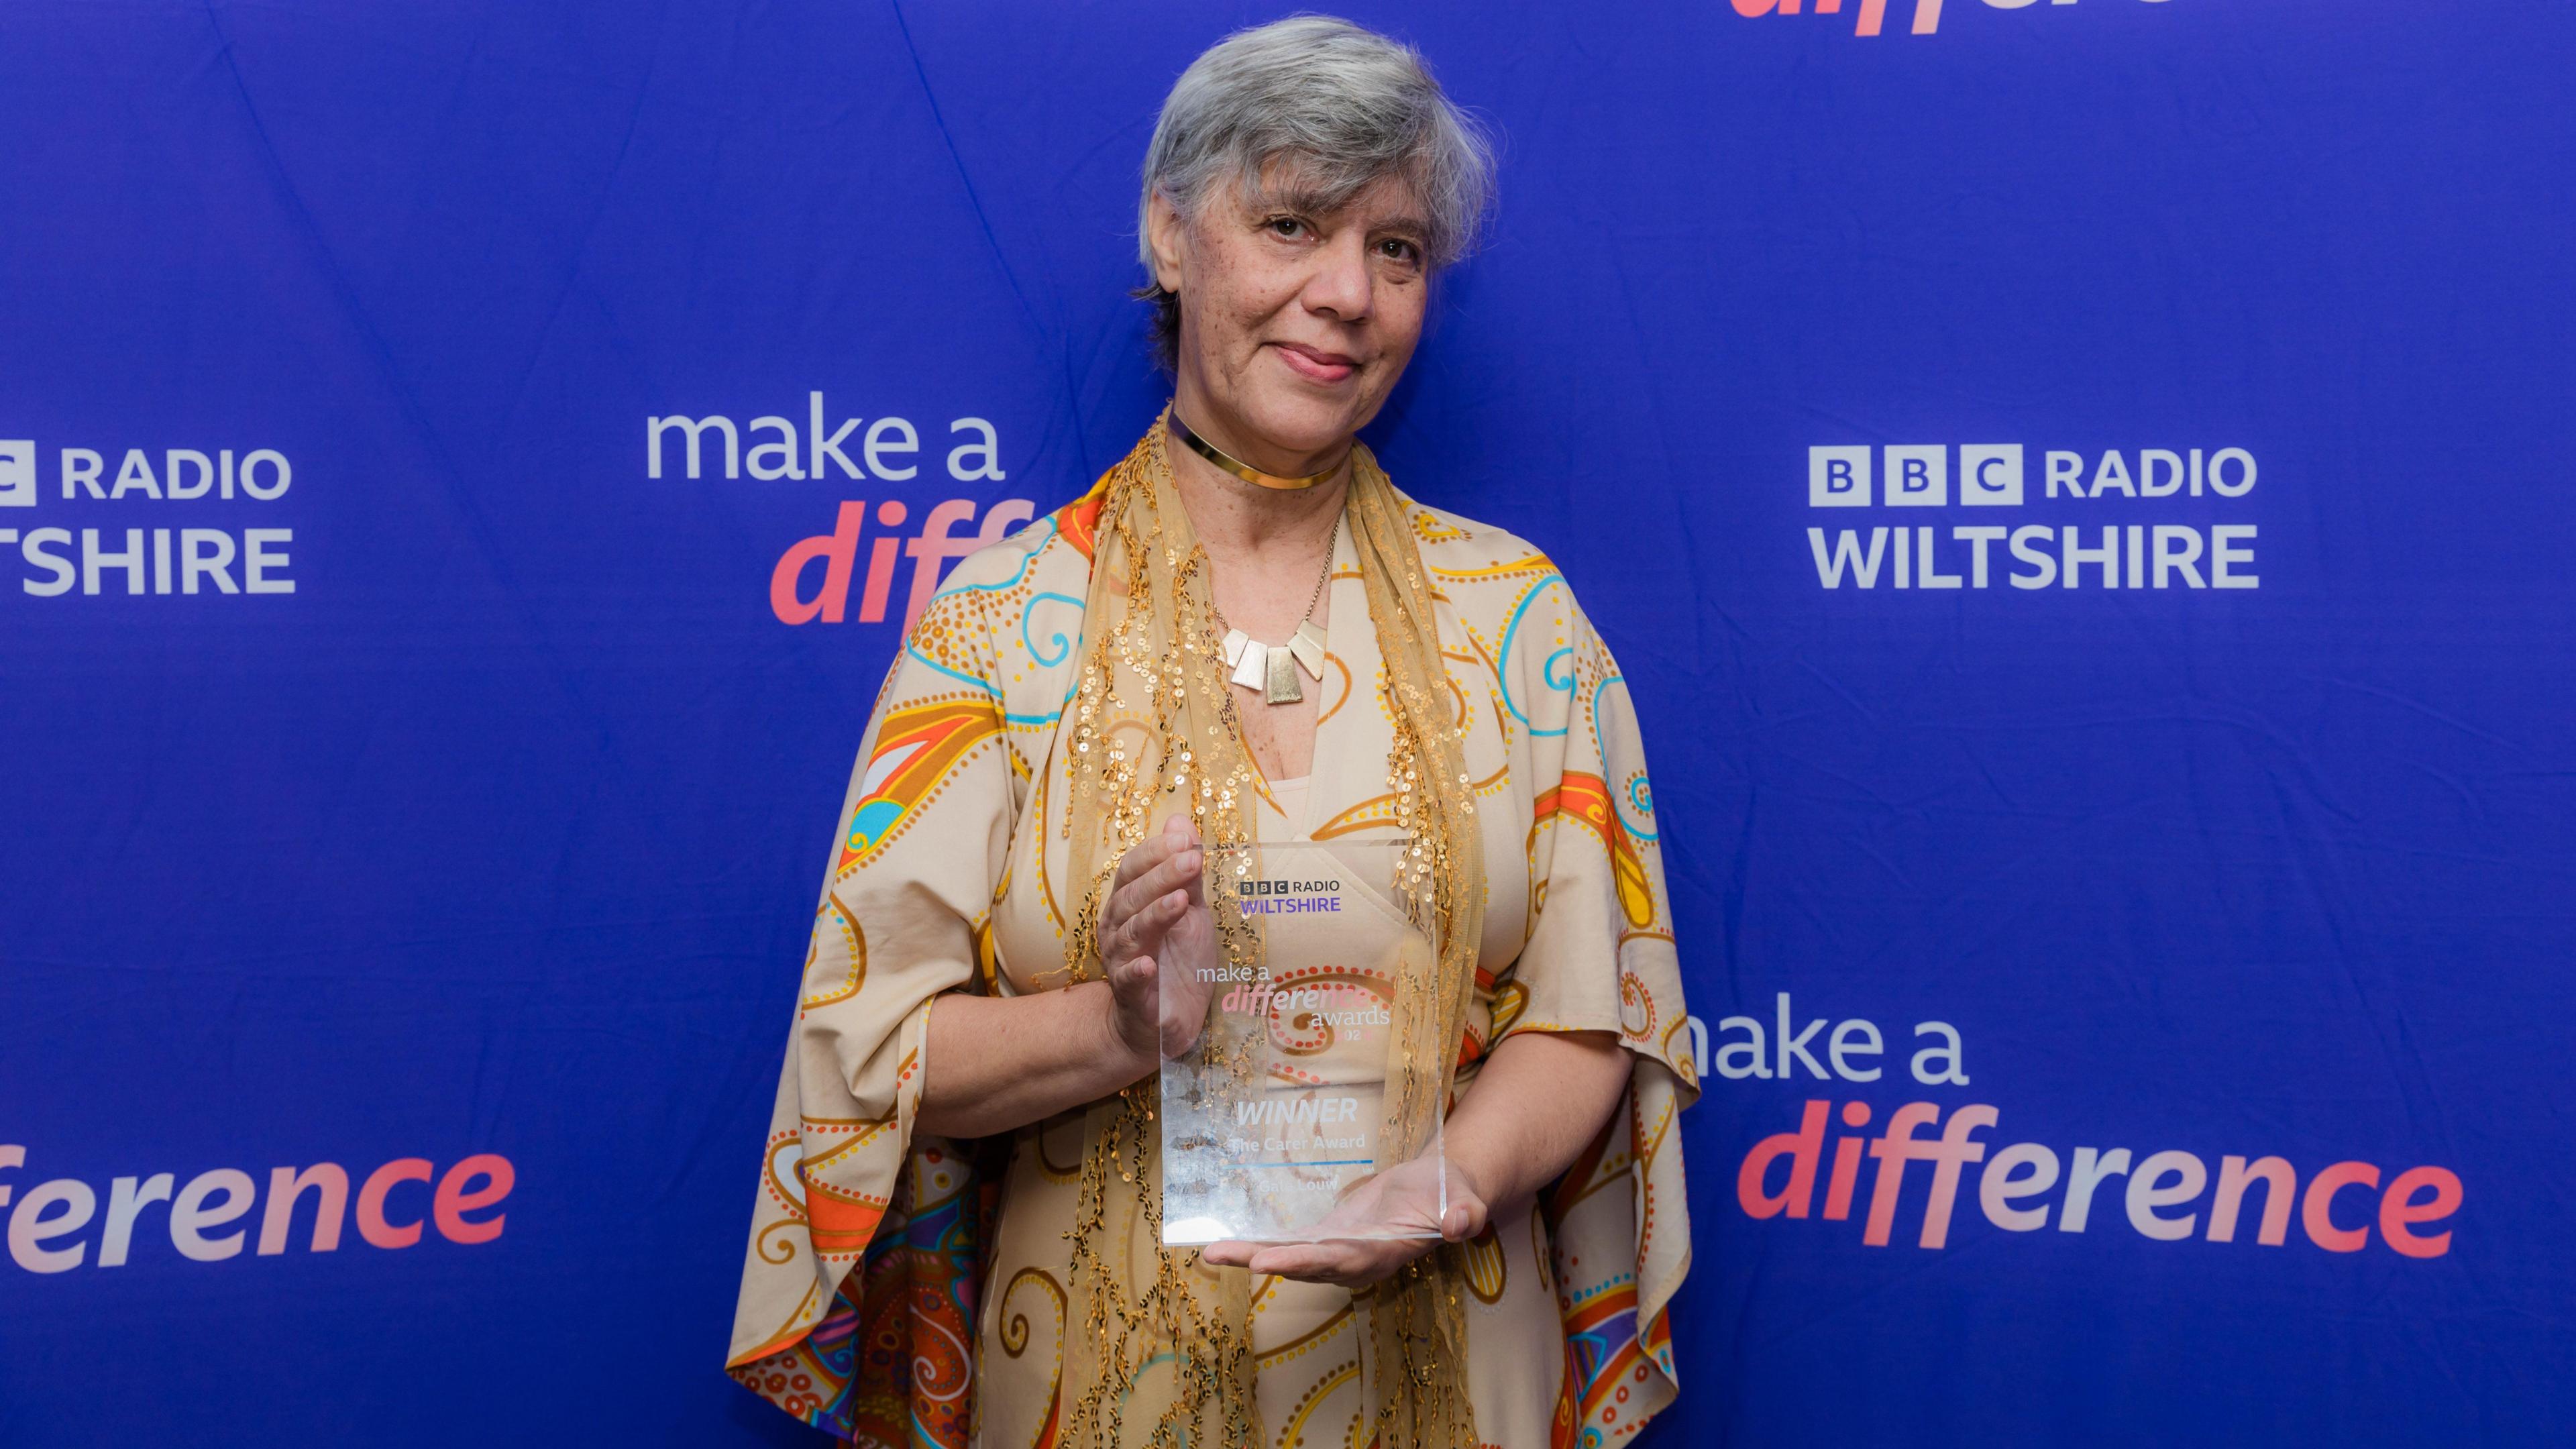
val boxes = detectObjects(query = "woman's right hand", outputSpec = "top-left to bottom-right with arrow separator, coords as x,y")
1099,815 -> 1217,1062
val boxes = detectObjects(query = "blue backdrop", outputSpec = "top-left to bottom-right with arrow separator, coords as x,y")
3,1 -> 2571,1444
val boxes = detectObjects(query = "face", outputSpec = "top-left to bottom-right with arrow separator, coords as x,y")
1148,165 -> 1434,468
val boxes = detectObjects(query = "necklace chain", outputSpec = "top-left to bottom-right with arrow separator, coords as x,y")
1213,513 -> 1339,644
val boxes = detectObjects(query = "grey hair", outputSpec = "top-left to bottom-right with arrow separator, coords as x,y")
1136,15 -> 1497,368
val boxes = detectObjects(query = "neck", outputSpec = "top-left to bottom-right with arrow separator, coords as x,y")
1165,408 -> 1351,558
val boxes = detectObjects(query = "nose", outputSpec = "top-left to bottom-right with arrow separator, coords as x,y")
1300,227 -> 1375,324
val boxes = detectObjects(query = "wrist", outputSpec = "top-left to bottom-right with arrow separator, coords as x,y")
1087,981 -> 1161,1086
1445,1142 -> 1506,1211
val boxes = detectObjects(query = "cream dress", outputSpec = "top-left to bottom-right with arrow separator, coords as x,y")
729,466 -> 1698,1449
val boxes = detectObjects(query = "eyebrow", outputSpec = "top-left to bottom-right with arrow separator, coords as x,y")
1250,178 -> 1430,241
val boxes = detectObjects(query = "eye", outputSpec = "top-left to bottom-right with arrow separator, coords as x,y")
1377,237 -> 1424,265
1267,215 -> 1307,239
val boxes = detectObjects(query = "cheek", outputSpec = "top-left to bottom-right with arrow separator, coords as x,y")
1199,241 -> 1303,326
1187,265 -> 1277,361
1378,288 -> 1430,357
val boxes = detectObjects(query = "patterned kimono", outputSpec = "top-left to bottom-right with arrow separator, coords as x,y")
730,465 -> 1698,1448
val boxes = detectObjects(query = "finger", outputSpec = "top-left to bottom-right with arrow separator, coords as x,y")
1103,881 -> 1180,959
1110,954 -> 1155,996
1112,833 -> 1179,891
1163,817 -> 1210,901
1247,1244 -> 1362,1282
1197,1240 -> 1254,1269
1242,1246 -> 1316,1278
1108,850 -> 1201,932
1112,892 -> 1189,968
1282,1255 -> 1384,1288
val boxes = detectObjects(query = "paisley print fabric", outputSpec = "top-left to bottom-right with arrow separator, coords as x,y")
730,443 -> 1698,1448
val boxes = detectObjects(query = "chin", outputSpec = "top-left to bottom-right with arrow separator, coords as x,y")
1238,385 -> 1364,457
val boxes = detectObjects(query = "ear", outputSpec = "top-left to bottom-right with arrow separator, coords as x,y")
1145,190 -> 1189,296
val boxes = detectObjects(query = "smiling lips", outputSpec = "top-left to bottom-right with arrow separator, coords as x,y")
1272,341 -> 1358,384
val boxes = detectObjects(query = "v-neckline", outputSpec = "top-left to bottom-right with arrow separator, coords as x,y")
1278,520 -> 1362,842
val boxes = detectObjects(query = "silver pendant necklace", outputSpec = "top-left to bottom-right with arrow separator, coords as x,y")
1217,515 -> 1338,706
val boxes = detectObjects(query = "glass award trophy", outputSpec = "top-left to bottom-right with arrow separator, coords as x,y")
1157,839 -> 1448,1246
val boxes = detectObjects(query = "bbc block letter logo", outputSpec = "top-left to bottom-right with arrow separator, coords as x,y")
1884,445 -> 1946,507
0,440 -> 33,508
1960,445 -> 2023,506
1809,446 -> 1870,507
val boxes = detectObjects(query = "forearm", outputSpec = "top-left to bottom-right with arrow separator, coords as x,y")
915,983 -> 1157,1138
1444,1028 -> 1631,1212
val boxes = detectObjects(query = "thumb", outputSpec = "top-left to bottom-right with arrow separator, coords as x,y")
1113,952 -> 1157,995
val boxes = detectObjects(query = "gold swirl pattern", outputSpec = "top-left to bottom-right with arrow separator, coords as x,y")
800,892 -> 865,1013
1313,653 -> 1354,725
1309,791 -> 1401,839
1034,1113 -> 1085,1182
762,1134 -> 808,1217
1427,551 -> 1551,582
755,1216 -> 805,1267
1662,1017 -> 1700,1089
797,1118 -> 894,1179
998,1267 -> 1067,1358
1277,1360 -> 1361,1449
1619,970 -> 1657,1042
1030,748 -> 1066,939
1411,509 -> 1467,543
1460,1224 -> 1508,1304
1635,1089 -> 1676,1174
1254,1306 -> 1352,1373
974,912 -> 1001,996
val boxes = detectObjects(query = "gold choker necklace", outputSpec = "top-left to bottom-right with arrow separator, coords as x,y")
1169,411 -> 1345,490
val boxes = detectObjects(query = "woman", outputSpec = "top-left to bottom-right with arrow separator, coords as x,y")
729,18 -> 1695,1448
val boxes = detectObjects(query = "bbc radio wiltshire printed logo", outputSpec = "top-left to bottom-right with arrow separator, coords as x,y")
1804,442 -> 2262,594
0,436 -> 301,599
645,393 -> 1032,629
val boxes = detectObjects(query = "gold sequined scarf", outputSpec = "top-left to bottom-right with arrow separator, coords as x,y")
1051,414 -> 1485,1449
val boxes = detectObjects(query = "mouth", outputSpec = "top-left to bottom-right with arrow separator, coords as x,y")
1269,341 -> 1359,384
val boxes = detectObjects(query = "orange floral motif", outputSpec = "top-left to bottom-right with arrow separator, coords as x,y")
839,699 -> 1006,873
808,1181 -> 892,1259
1051,480 -> 1107,562
1532,772 -> 1655,928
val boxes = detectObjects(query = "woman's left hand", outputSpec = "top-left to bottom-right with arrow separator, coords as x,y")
1198,1155 -> 1487,1289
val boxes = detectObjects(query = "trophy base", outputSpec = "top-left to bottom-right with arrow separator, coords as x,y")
1163,1216 -> 1446,1247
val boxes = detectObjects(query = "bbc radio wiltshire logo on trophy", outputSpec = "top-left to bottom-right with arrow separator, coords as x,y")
1803,442 -> 2263,595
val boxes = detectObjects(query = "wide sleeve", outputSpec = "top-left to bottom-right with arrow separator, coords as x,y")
1495,592 -> 1701,1444
724,572 -> 1019,1425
